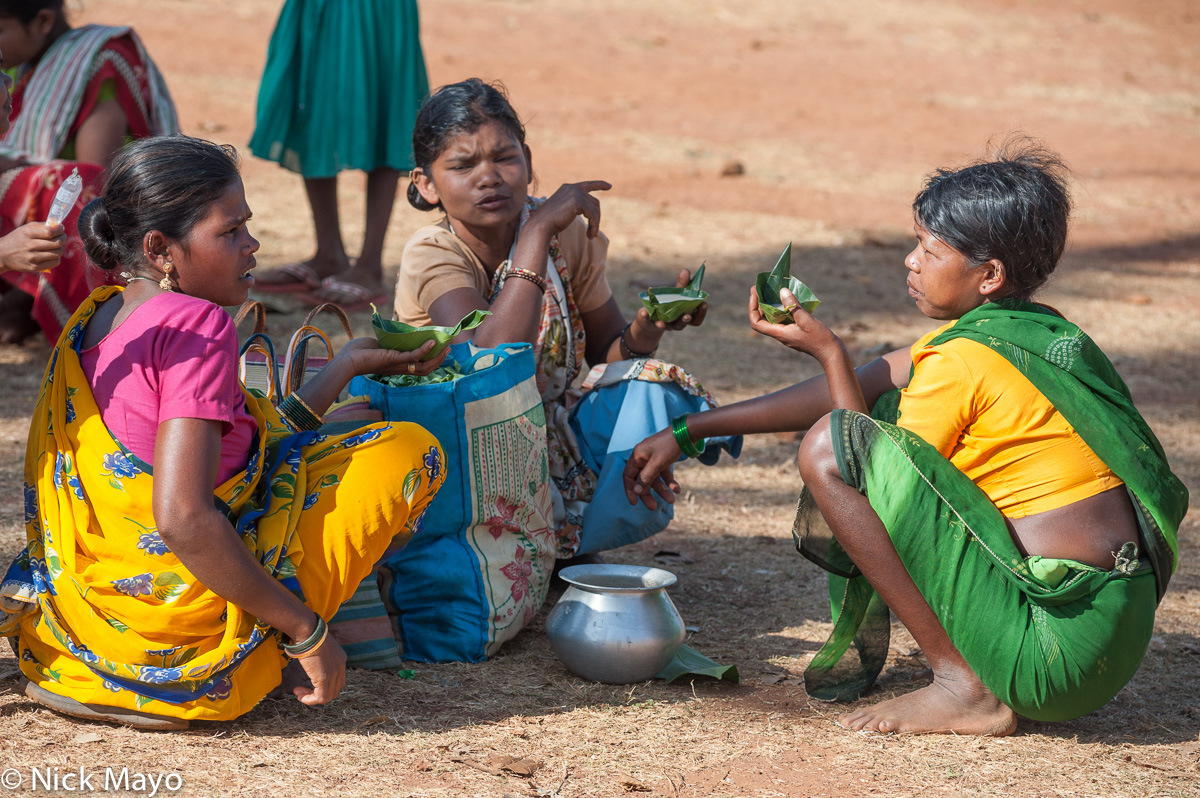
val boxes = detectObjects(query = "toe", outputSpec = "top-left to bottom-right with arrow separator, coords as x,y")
838,710 -> 868,730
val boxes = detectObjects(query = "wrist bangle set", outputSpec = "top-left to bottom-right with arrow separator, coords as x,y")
279,394 -> 323,432
506,267 -> 547,293
671,413 -> 706,459
283,615 -> 328,659
619,322 -> 658,359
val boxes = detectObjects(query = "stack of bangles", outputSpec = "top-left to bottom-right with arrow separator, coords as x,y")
283,616 -> 328,659
506,267 -> 547,293
671,413 -> 706,458
279,393 -> 323,432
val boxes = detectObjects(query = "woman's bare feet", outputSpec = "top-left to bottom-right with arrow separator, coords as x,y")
838,670 -> 1017,736
280,658 -> 312,695
254,253 -> 351,291
332,257 -> 386,298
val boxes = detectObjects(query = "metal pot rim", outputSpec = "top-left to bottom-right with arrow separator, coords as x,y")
556,563 -> 678,592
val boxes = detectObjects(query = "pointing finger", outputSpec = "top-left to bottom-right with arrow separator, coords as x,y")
575,180 -> 612,194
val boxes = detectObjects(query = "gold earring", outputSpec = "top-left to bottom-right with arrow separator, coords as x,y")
159,261 -> 174,292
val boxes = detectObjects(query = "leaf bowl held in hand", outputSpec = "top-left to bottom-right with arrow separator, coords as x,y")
755,243 -> 820,324
371,306 -> 490,360
638,262 -> 708,323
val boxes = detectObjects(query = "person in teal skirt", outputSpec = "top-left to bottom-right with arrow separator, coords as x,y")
249,0 -> 428,309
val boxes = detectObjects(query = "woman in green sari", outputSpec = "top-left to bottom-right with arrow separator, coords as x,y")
623,142 -> 1188,735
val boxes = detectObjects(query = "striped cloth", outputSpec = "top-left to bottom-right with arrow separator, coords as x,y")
0,24 -> 178,163
329,574 -> 405,670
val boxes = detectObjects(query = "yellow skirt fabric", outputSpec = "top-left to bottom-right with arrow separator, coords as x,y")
4,288 -> 444,721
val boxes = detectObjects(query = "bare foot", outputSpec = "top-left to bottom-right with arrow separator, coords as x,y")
255,252 -> 351,288
838,673 -> 1018,736
329,258 -> 386,298
281,659 -> 312,695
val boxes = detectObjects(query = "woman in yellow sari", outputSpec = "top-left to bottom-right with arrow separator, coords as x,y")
0,136 -> 446,729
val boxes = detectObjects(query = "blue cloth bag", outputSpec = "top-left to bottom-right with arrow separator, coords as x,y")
568,379 -> 742,555
349,342 -> 556,663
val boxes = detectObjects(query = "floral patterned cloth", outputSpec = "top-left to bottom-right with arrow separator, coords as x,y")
581,357 -> 718,408
0,287 -> 444,720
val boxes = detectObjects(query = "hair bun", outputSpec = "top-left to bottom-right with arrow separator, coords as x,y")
78,196 -> 121,272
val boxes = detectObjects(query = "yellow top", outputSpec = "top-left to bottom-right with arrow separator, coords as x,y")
898,322 -> 1123,518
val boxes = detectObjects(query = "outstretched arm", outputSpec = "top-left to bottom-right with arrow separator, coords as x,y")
747,286 -> 867,413
292,337 -> 448,417
623,287 -> 912,508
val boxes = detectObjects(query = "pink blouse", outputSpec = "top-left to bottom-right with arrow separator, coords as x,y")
80,292 -> 257,486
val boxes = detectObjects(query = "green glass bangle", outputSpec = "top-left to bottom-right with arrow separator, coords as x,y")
283,616 -> 327,658
670,414 -> 706,459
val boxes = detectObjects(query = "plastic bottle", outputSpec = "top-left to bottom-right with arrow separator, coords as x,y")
45,168 -> 83,226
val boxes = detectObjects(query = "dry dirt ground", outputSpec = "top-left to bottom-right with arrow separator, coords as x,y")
1,0 -> 1199,796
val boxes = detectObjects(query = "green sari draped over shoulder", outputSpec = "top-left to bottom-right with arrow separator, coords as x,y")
797,299 -> 1188,720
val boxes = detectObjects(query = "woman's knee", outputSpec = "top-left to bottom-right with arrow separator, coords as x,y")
387,421 -> 441,459
796,413 -> 840,484
358,420 -> 439,458
380,422 -> 444,488
326,421 -> 445,494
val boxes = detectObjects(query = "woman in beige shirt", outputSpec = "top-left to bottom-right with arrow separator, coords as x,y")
395,78 -> 740,560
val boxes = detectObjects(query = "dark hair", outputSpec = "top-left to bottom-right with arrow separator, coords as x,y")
406,78 -> 526,211
913,137 -> 1072,300
79,136 -> 241,273
0,0 -> 63,24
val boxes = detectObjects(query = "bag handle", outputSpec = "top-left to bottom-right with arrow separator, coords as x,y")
457,342 -> 529,373
239,331 -> 283,401
301,302 -> 354,340
284,325 -> 334,396
233,300 -> 267,335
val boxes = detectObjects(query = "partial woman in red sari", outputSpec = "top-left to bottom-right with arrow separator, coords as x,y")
0,2 -> 177,343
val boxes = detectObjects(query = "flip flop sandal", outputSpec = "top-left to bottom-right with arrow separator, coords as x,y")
252,262 -> 323,295
300,277 -> 389,312
20,677 -> 190,731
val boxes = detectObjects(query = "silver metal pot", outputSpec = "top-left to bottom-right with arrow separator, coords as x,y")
545,564 -> 686,684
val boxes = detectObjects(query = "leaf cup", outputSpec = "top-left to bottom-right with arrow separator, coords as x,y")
638,262 -> 709,323
754,243 -> 820,324
371,306 -> 490,360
